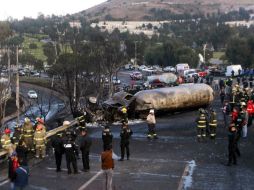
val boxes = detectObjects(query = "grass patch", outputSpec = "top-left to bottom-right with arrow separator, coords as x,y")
23,35 -> 47,62
213,51 -> 225,59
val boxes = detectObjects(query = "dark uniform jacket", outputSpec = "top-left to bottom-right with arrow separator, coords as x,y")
102,129 -> 113,146
63,138 -> 78,160
51,135 -> 64,154
120,128 -> 133,144
79,135 -> 92,153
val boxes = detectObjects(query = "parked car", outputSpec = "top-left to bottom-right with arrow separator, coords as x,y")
124,64 -> 134,70
138,65 -> 147,71
27,90 -> 38,99
112,76 -> 121,84
19,71 -> 26,76
130,71 -> 143,80
163,66 -> 176,73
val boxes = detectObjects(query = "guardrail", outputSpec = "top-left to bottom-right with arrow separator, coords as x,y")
0,119 -> 78,158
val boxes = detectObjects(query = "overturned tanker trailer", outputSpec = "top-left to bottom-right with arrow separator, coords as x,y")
103,83 -> 214,121
129,83 -> 214,115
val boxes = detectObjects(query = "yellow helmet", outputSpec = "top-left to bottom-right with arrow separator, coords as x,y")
121,107 -> 127,113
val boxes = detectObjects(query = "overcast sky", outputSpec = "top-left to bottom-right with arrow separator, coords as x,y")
0,0 -> 106,21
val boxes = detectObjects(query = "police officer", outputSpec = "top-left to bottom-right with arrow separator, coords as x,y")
23,117 -> 34,151
119,123 -> 133,161
227,125 -> 237,166
102,125 -> 113,151
79,128 -> 92,172
209,109 -> 217,139
34,124 -> 46,158
63,129 -> 79,174
11,125 -> 23,146
196,108 -> 207,142
51,132 -> 64,172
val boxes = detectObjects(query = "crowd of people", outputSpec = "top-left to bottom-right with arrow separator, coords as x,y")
196,75 -> 254,166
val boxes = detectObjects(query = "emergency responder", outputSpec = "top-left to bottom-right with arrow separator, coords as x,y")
34,124 -> 46,158
79,128 -> 92,172
146,109 -> 157,139
1,128 -> 12,151
11,125 -> 23,146
235,111 -> 246,157
227,125 -> 237,166
36,117 -> 46,133
196,108 -> 207,142
51,132 -> 64,172
119,122 -> 133,161
121,106 -> 128,123
16,139 -> 29,166
209,109 -> 217,139
102,125 -> 113,151
63,129 -> 79,174
23,117 -> 34,151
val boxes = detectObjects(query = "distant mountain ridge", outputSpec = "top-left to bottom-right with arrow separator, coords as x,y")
77,0 -> 254,21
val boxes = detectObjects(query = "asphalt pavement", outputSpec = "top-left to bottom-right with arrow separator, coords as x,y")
1,88 -> 254,190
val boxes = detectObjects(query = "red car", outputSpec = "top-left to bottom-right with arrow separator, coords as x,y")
198,71 -> 208,77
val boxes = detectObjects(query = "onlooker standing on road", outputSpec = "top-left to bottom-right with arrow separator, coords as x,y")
119,123 -> 133,161
227,125 -> 237,166
14,158 -> 29,190
79,128 -> 92,172
8,152 -> 19,190
16,139 -> 29,166
219,87 -> 226,105
101,145 -> 118,190
146,109 -> 157,139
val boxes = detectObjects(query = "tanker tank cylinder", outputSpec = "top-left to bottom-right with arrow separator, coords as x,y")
133,83 -> 214,112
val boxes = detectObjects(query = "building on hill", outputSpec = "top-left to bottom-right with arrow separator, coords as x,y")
91,21 -> 171,38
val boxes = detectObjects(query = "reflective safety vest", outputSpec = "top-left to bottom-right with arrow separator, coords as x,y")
209,112 -> 217,128
23,122 -> 34,138
1,134 -> 11,149
34,130 -> 46,147
197,114 -> 206,128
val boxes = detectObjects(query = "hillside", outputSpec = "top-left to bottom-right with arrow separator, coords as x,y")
79,0 -> 254,21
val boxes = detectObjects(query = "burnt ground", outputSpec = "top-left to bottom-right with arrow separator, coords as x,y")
1,89 -> 254,190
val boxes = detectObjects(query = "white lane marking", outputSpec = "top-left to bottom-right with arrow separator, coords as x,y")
0,180 -> 9,186
78,170 -> 103,190
177,160 -> 196,190
29,184 -> 49,190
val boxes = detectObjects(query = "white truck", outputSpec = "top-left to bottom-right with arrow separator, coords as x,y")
225,65 -> 242,77
176,63 -> 190,76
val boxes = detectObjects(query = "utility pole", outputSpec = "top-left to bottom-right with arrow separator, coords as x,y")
134,41 -> 137,70
16,46 -> 20,126
203,43 -> 207,66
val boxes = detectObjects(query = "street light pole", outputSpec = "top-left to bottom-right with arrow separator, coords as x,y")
16,46 -> 20,126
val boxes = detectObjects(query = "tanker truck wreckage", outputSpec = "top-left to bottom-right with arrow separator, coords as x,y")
102,83 -> 214,121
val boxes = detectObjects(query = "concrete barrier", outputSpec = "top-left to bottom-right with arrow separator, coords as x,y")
0,119 -> 78,158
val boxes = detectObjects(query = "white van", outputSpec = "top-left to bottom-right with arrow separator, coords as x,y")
225,65 -> 242,77
176,63 -> 190,76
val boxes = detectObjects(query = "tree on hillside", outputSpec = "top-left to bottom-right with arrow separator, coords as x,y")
226,37 -> 251,67
43,42 -> 57,65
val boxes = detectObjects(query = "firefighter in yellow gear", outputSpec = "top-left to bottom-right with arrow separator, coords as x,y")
34,124 -> 46,158
121,106 -> 128,123
209,109 -> 217,139
36,117 -> 46,133
196,108 -> 207,142
1,128 -> 12,151
23,117 -> 35,151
